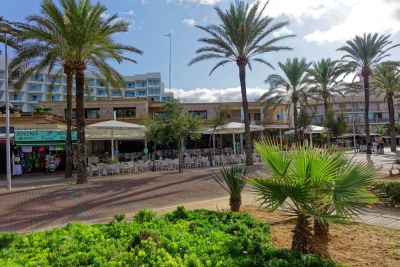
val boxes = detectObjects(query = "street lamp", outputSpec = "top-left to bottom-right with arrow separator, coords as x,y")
0,19 -> 12,190
164,33 -> 172,90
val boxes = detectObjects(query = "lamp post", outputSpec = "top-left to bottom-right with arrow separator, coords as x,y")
0,19 -> 12,190
351,94 -> 357,153
164,33 -> 172,90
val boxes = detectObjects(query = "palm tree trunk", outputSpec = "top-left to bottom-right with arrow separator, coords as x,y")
178,137 -> 184,173
323,97 -> 329,117
75,68 -> 88,184
363,75 -> 371,154
64,68 -> 73,179
229,195 -> 241,212
238,64 -> 253,166
293,99 -> 299,144
313,219 -> 329,257
388,93 -> 397,152
291,214 -> 313,253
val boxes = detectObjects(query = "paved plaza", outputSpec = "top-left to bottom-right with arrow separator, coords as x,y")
1,152 -> 400,233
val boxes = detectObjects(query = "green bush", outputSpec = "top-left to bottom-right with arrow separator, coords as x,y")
112,213 -> 125,222
133,209 -> 157,224
0,208 -> 339,266
372,180 -> 400,206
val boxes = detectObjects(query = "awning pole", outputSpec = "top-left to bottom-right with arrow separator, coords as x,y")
111,128 -> 114,160
279,128 -> 283,147
310,132 -> 313,147
232,133 -> 236,155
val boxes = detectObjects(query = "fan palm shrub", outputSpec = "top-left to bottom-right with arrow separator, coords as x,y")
250,139 -> 376,254
338,33 -> 399,153
371,62 -> 400,152
214,166 -> 250,212
261,58 -> 311,143
189,0 -> 293,166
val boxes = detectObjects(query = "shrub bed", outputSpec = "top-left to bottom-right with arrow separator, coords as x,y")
372,180 -> 400,207
0,207 -> 338,266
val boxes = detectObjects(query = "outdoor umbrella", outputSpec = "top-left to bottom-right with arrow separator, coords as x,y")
284,125 -> 329,146
202,122 -> 264,155
87,120 -> 147,160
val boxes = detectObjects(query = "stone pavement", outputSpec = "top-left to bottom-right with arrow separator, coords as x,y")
0,165 -> 265,233
1,158 -> 400,233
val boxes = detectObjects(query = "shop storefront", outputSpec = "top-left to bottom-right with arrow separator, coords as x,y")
14,130 -> 77,173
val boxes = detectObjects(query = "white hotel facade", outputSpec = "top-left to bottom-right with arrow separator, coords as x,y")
0,61 -> 173,112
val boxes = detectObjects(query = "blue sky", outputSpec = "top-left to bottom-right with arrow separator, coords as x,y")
2,0 -> 400,102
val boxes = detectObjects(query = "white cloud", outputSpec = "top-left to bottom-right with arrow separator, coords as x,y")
272,26 -> 293,37
182,18 -> 196,26
119,10 -> 135,16
167,0 -> 221,6
166,87 -> 266,103
260,0 -> 400,43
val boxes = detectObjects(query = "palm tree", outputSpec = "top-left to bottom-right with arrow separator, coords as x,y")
61,0 -> 142,183
213,166 -> 250,212
307,58 -> 346,115
337,33 -> 399,154
261,58 -> 311,143
9,0 -> 76,178
371,63 -> 400,152
250,140 -> 376,254
188,0 -> 293,166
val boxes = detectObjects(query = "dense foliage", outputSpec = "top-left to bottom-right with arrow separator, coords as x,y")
0,207 -> 338,267
372,180 -> 400,206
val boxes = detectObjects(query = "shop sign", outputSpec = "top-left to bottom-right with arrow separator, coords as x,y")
14,131 -> 77,142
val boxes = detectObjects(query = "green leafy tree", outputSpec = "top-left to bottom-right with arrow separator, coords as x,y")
371,62 -> 400,152
189,0 -> 293,166
338,33 -> 399,153
307,58 -> 346,115
250,140 -> 376,254
213,166 -> 250,212
147,101 -> 201,173
323,112 -> 347,139
261,58 -> 311,143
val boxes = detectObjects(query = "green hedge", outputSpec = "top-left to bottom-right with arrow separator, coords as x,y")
372,180 -> 400,206
0,207 -> 338,267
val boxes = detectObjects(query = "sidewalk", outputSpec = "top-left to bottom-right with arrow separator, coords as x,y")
17,192 -> 400,233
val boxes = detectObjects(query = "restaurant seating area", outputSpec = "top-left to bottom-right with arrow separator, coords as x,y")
86,153 -> 261,177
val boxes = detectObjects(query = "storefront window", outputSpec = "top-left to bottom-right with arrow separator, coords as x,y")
85,108 -> 101,119
189,110 -> 207,119
114,107 -> 136,118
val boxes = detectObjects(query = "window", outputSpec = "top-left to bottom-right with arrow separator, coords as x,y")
137,90 -> 147,97
114,107 -> 136,118
51,95 -> 60,101
254,113 -> 261,121
89,79 -> 95,86
125,91 -> 135,97
97,89 -> 107,96
29,85 -> 42,91
148,79 -> 160,86
32,95 -> 38,101
85,108 -> 100,119
148,89 -> 160,95
112,90 -> 121,97
189,110 -> 207,119
30,73 -> 43,82
65,109 -> 76,119
136,81 -> 147,88
126,82 -> 135,89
